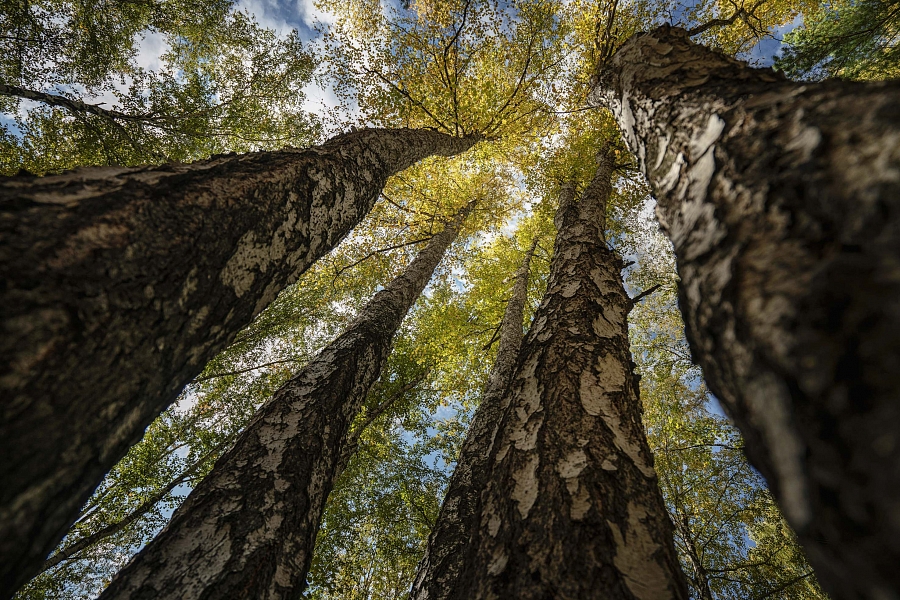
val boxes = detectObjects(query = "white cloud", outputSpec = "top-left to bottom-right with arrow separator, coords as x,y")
235,0 -> 336,38
302,79 -> 340,112
236,0 -> 293,34
135,30 -> 170,72
297,0 -> 337,29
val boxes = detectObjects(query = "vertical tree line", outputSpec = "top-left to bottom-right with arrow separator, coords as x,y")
591,25 -> 900,599
0,128 -> 479,597
1,0 -> 899,598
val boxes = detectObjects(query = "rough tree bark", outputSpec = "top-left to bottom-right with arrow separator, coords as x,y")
97,204 -> 471,600
590,25 -> 900,600
0,128 -> 479,598
440,149 -> 689,599
411,238 -> 537,599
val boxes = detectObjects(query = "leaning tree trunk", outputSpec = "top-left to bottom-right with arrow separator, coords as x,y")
589,25 -> 900,600
411,238 -> 537,599
97,204 -> 471,600
445,149 -> 689,599
0,128 -> 479,599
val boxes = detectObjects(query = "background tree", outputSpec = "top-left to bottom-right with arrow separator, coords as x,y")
0,1 -> 320,174
411,234 -> 538,598
446,140 -> 689,598
776,0 -> 900,80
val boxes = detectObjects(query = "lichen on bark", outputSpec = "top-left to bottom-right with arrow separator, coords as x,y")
97,205 -> 472,600
591,25 -> 900,600
0,128 -> 480,598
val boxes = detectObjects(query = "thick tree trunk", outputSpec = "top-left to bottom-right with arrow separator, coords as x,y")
97,204 -> 471,600
411,238 -> 537,599
442,150 -> 688,599
589,25 -> 900,600
0,128 -> 479,598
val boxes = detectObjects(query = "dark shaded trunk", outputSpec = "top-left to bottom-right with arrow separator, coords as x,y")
97,204 -> 471,600
590,25 -> 900,600
0,128 -> 479,598
445,150 -> 688,599
411,238 -> 537,599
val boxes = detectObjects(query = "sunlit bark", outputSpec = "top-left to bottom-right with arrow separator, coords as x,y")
0,128 -> 479,598
591,25 -> 900,599
98,205 -> 471,600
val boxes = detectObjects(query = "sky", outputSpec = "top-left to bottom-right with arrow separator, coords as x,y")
232,0 -> 343,118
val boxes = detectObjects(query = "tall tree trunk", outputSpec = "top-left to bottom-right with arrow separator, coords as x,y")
0,128 -> 479,599
411,238 -> 537,599
675,515 -> 714,600
97,204 -> 471,600
590,25 -> 900,600
444,149 -> 688,599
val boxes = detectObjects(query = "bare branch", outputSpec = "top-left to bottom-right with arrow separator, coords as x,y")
193,358 -> 303,383
331,236 -> 434,283
687,0 -> 767,37
339,372 -> 430,469
630,283 -> 662,306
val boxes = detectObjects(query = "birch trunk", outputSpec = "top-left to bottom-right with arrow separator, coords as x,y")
0,128 -> 479,598
97,204 -> 471,600
590,25 -> 900,599
411,239 -> 537,599
453,150 -> 688,599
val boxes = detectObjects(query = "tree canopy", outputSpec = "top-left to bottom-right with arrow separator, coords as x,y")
5,0 -> 896,597
776,0 -> 900,80
0,0 -> 320,174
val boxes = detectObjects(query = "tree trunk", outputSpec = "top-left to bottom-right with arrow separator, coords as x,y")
96,204 -> 470,600
411,238 -> 537,599
0,128 -> 479,599
443,150 -> 689,599
675,515 -> 714,600
590,25 -> 900,600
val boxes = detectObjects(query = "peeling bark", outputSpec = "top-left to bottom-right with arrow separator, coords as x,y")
411,238 -> 537,599
0,128 -> 479,598
447,151 -> 688,599
97,205 -> 471,600
590,25 -> 900,600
